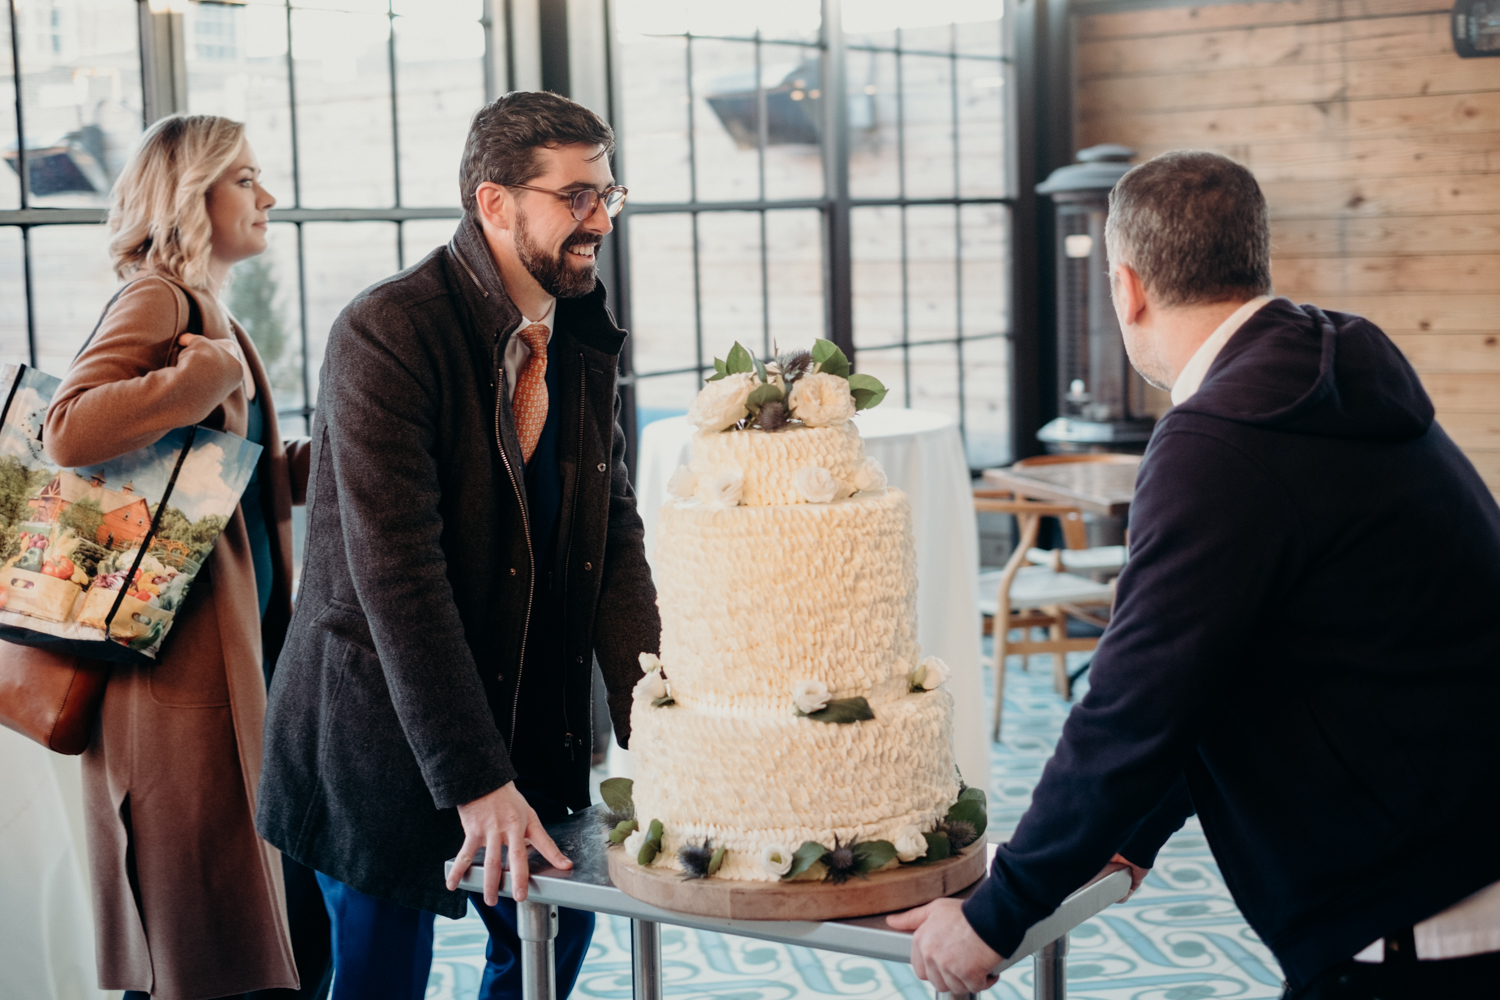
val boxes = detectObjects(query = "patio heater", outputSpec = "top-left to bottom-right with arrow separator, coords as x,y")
1035,144 -> 1155,452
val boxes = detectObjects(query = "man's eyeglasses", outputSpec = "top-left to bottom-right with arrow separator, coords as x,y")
509,183 -> 628,221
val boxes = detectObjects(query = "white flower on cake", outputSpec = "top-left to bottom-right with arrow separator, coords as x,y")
700,468 -> 745,509
912,655 -> 951,690
793,466 -> 843,504
666,466 -> 697,499
792,679 -> 831,714
894,826 -> 928,863
639,652 -> 663,674
789,372 -> 858,427
635,670 -> 667,702
852,457 -> 887,492
623,829 -> 648,862
760,843 -> 794,877
688,372 -> 756,431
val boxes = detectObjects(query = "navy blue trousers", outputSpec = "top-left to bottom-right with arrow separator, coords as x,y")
313,786 -> 594,1000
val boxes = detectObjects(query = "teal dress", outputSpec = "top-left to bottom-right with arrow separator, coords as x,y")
241,392 -> 274,677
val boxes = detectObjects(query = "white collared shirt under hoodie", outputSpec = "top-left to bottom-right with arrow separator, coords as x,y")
502,297 -> 556,404
1170,294 -> 1500,963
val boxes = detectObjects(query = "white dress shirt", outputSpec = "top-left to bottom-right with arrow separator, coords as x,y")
1168,293 -> 1500,962
502,297 -> 555,405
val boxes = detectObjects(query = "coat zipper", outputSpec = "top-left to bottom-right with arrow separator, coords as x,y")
495,365 -> 535,749
561,356 -> 587,761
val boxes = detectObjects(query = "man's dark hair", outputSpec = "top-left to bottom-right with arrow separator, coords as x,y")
459,91 -> 616,216
1104,150 -> 1272,308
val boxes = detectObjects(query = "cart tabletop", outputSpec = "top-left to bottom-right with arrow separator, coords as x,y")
981,456 -> 1141,516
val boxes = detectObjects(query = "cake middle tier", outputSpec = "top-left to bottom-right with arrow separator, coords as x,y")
628,685 -> 959,882
653,487 -> 919,713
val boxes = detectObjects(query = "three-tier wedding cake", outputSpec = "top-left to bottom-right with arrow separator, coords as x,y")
608,342 -> 984,888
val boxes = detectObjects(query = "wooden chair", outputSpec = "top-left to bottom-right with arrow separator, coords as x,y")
975,489 -> 1116,740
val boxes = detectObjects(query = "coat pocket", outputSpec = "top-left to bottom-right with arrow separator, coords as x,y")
311,599 -> 376,654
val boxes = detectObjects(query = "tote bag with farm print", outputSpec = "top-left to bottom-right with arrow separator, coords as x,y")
0,364 -> 261,663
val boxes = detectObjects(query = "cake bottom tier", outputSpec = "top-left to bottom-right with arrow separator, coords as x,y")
627,688 -> 959,881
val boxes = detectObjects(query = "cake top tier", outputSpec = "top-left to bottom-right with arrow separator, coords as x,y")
671,340 -> 890,508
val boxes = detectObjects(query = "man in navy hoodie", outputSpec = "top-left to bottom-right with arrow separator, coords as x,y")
890,151 -> 1500,999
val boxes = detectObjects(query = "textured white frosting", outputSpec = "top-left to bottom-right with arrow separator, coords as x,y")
688,423 -> 869,507
653,488 -> 919,713
629,685 -> 958,881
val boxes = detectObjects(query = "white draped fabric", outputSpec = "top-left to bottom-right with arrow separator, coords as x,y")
632,409 -> 987,790
0,727 -> 105,1000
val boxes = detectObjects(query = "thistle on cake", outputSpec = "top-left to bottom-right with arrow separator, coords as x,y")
693,339 -> 887,433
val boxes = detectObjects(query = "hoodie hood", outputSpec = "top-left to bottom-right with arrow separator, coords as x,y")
1171,297 -> 1433,443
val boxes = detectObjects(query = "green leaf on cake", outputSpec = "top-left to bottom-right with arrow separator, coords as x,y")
707,847 -> 727,876
959,786 -> 987,807
946,796 -> 988,839
851,839 -> 898,875
752,355 -> 768,383
638,819 -> 664,865
847,373 -> 888,411
725,342 -> 755,375
917,831 -> 952,864
745,382 -> 785,415
784,840 -> 829,879
706,357 -> 728,382
651,696 -> 676,708
796,696 -> 875,724
811,339 -> 851,379
599,778 -> 635,818
607,819 -> 638,845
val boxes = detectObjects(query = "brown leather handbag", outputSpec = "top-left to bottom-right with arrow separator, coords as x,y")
0,646 -> 108,754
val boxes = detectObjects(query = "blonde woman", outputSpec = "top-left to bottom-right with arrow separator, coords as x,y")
45,115 -> 307,999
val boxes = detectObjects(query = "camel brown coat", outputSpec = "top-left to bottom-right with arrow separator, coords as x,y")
45,272 -> 309,1000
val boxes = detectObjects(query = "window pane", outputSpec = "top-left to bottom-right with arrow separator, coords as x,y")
907,204 -> 957,342
0,229 -> 26,363
764,209 -> 822,350
635,370 -> 699,424
760,42 -> 825,202
185,1 -> 297,205
301,221 -> 399,406
696,211 -> 764,361
228,223 -> 303,415
691,39 -> 762,204
614,1 -> 820,44
846,46 -> 899,201
961,333 -> 1008,467
1,11 -> 18,210
14,0 -> 143,209
290,6 -> 394,207
400,217 -> 459,268
908,339 -> 960,422
616,34 -> 690,205
901,53 -> 956,200
627,213 -> 697,377
393,3 -> 483,207
956,50 -> 1005,198
852,204 -> 904,350
28,224 -> 117,376
960,202 -> 1007,336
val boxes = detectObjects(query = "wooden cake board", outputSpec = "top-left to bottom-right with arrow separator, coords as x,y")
607,841 -> 987,921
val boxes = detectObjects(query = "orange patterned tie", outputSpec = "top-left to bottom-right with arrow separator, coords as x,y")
512,323 -> 550,463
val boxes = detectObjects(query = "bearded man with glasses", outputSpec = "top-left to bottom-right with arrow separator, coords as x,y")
257,91 -> 658,1000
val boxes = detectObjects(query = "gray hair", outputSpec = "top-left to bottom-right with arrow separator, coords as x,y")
1104,150 -> 1272,308
459,91 -> 615,216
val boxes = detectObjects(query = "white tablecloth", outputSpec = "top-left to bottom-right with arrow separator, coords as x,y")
633,410 -> 986,789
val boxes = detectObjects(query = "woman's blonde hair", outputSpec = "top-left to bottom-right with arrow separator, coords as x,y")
108,114 -> 245,289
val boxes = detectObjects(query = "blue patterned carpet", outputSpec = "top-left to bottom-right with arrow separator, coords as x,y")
427,648 -> 1285,1000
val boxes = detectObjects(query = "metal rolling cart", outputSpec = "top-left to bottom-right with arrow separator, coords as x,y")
447,808 -> 1131,1000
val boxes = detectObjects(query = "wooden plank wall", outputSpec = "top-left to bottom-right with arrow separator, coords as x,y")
1075,0 -> 1500,492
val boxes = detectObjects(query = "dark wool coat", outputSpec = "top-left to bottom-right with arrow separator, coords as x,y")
256,218 -> 660,917
45,273 -> 307,999
962,298 -> 1500,990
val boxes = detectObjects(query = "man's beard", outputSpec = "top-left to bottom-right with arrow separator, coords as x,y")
515,211 -> 600,298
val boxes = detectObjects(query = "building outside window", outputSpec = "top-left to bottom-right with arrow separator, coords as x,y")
2,0 -> 1012,469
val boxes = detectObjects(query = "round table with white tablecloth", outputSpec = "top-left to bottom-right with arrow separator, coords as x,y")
630,409 -> 987,790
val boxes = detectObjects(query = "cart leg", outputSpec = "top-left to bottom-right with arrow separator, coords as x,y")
1034,935 -> 1068,1000
631,918 -> 663,1000
517,900 -> 559,1000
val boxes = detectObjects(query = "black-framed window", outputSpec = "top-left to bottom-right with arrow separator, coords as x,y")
613,0 -> 1012,467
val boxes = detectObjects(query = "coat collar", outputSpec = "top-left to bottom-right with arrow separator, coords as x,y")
447,215 -> 523,345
